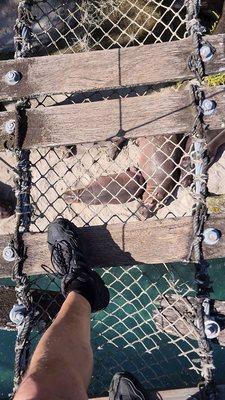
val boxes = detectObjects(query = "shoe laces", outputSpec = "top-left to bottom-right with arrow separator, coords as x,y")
50,240 -> 75,277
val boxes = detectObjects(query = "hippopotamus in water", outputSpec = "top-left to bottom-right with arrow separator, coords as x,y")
63,167 -> 145,205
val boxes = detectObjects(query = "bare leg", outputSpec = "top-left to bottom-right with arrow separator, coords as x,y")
14,292 -> 92,400
13,217 -> 109,400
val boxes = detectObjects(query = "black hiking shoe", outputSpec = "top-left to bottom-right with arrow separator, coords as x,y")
47,217 -> 110,312
109,372 -> 148,400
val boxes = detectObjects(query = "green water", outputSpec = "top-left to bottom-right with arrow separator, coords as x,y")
1,259 -> 225,399
0,331 -> 15,399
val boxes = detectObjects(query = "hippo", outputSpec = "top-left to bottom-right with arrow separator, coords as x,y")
0,0 -> 188,58
63,167 -> 145,205
136,135 -> 185,218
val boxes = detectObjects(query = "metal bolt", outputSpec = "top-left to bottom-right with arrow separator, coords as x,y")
203,228 -> 221,245
201,99 -> 217,116
3,245 -> 16,262
9,304 -> 27,325
4,119 -> 16,135
22,26 -> 31,40
200,44 -> 214,62
5,70 -> 21,86
202,298 -> 210,316
204,320 -> 220,339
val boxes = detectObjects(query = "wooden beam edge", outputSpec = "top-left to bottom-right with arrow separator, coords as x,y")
0,84 -> 225,149
0,214 -> 225,278
0,33 -> 225,101
91,385 -> 225,400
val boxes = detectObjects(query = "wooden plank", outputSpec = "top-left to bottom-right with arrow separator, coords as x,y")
153,295 -> 225,345
0,214 -> 225,278
92,386 -> 225,400
0,34 -> 225,101
0,286 -> 64,330
22,86 -> 194,148
0,84 -> 224,149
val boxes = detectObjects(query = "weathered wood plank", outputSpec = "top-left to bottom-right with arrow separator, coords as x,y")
93,386 -> 225,400
22,87 -> 194,148
1,84 -> 224,149
1,85 -> 225,149
0,34 -> 225,101
0,214 -> 224,278
0,286 -> 64,330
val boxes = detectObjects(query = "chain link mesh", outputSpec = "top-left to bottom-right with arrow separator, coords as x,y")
30,0 -> 186,56
0,0 -> 225,398
27,263 -> 203,397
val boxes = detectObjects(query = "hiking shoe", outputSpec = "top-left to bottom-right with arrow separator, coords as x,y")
47,217 -> 110,312
109,372 -> 148,400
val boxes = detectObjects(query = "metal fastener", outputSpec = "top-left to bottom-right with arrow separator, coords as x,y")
202,298 -> 210,316
200,44 -> 214,62
4,119 -> 16,135
203,228 -> 221,245
9,304 -> 27,325
201,99 -> 217,116
5,70 -> 21,86
204,320 -> 220,339
2,245 -> 16,262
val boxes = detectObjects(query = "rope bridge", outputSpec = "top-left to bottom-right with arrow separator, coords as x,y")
0,0 -> 225,398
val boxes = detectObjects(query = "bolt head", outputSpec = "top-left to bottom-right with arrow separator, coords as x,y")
4,119 -> 16,135
5,70 -> 21,86
3,245 -> 16,262
203,228 -> 221,245
200,44 -> 214,62
201,99 -> 216,116
204,320 -> 220,339
9,304 -> 26,325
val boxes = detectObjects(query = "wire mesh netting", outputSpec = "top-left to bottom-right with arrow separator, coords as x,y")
30,0 -> 186,56
27,263 -> 204,397
1,0 -> 225,398
0,153 -> 16,230
30,131 -> 196,232
26,0 -> 193,233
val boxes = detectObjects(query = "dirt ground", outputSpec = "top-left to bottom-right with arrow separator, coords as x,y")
1,136 -> 225,235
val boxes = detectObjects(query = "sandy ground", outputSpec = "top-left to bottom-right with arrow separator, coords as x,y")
0,1 -> 224,235
1,135 -> 225,235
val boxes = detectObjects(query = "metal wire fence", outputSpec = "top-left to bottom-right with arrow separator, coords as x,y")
0,153 -> 16,235
31,0 -> 186,56
0,0 -> 224,398
29,131 -> 195,233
